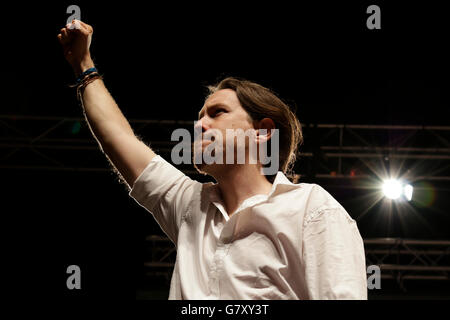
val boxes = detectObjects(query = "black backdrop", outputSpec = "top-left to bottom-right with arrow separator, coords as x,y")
2,1 -> 449,303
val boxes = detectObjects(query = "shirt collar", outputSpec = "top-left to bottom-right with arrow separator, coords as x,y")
269,171 -> 301,197
207,171 -> 300,204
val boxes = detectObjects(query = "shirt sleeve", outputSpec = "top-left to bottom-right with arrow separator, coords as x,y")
302,206 -> 368,300
129,155 -> 199,244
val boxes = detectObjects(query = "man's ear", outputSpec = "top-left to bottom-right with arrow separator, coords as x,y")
254,118 -> 276,144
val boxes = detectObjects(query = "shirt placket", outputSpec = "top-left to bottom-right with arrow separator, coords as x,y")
205,199 -> 226,298
208,239 -> 228,298
207,195 -> 268,298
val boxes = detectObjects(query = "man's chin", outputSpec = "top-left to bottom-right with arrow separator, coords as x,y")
193,162 -> 207,174
193,162 -> 220,177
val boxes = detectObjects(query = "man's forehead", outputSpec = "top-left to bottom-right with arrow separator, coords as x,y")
199,89 -> 239,116
205,89 -> 238,106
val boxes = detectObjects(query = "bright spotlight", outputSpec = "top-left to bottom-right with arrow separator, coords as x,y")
404,184 -> 413,201
382,179 -> 413,201
382,179 -> 402,199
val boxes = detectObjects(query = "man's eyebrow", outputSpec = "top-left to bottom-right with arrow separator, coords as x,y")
198,103 -> 228,119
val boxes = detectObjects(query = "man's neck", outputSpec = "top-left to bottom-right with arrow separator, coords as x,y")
215,165 -> 273,218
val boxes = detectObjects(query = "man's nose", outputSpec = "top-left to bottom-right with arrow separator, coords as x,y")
194,118 -> 210,133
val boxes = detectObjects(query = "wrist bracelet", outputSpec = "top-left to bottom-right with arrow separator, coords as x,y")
75,67 -> 97,84
76,72 -> 103,101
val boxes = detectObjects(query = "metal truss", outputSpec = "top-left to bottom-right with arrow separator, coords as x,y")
141,235 -> 175,282
365,238 -> 450,292
3,115 -> 448,294
2,115 -> 450,183
142,235 -> 178,283
143,235 -> 450,292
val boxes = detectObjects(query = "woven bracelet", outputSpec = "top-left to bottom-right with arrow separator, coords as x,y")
76,73 -> 103,101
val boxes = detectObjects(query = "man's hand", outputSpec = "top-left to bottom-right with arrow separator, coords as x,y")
57,19 -> 95,76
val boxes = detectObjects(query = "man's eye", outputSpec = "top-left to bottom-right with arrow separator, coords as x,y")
214,109 -> 225,116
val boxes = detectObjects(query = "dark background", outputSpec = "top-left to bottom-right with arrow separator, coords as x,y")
2,1 -> 449,302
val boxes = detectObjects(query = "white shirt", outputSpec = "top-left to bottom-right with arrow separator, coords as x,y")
130,155 -> 368,300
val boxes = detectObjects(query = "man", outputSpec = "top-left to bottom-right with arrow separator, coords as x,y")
58,20 -> 368,299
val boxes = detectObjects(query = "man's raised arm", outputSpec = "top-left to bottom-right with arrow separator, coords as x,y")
57,20 -> 156,189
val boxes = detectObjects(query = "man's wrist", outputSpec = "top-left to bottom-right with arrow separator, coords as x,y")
73,57 -> 95,77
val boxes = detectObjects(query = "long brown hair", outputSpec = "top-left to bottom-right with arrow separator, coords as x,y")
207,77 -> 303,182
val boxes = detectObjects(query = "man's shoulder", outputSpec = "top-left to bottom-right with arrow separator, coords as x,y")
295,183 -> 356,226
299,183 -> 340,204
287,182 -> 339,204
285,182 -> 346,216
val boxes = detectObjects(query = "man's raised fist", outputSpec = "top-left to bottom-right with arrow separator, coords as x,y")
57,19 -> 95,76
